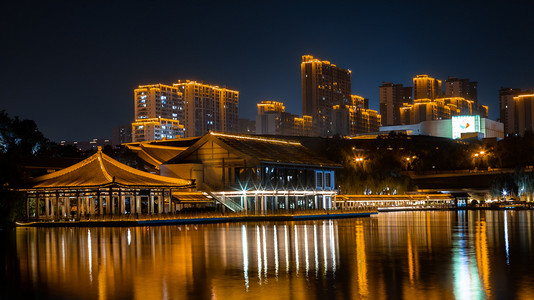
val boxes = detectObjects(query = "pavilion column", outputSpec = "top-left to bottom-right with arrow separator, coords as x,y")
107,195 -> 112,215
285,194 -> 289,211
99,192 -> 103,216
295,196 -> 298,210
120,192 -> 125,215
36,195 -> 41,221
90,196 -> 95,215
56,194 -> 61,220
149,194 -> 155,215
314,195 -> 318,210
51,197 -> 56,219
322,195 -> 326,210
254,194 -> 258,213
136,195 -> 141,214
243,195 -> 247,212
66,197 -> 71,219
76,194 -> 80,219
158,191 -> 163,214
221,194 -> 226,213
274,195 -> 278,212
80,197 -> 84,216
130,195 -> 135,214
45,197 -> 50,220
112,193 -> 116,215
167,190 -> 172,214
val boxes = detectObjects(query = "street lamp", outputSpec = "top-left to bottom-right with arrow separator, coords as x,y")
503,190 -> 508,202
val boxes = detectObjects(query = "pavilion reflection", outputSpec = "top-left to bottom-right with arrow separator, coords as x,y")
15,220 -> 342,299
13,211 -> 534,299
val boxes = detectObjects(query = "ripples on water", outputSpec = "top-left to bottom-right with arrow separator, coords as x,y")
2,211 -> 534,299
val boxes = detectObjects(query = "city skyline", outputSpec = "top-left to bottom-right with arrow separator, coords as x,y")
3,1 -> 534,141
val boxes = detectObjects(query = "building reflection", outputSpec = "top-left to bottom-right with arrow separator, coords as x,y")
12,211 -> 534,299
15,220 -> 341,299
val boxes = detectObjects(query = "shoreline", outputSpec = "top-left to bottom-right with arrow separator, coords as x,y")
15,211 -> 377,227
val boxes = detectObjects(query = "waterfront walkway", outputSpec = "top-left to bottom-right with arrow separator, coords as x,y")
16,209 -> 378,227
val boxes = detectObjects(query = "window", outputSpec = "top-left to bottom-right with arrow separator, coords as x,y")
325,172 -> 332,188
316,171 -> 323,189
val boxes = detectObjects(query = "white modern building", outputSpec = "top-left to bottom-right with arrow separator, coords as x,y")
380,115 -> 504,140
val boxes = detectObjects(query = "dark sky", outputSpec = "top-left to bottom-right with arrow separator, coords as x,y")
2,0 -> 534,141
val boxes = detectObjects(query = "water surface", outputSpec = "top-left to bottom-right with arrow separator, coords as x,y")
3,210 -> 534,299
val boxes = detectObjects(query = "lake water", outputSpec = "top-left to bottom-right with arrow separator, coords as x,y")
2,210 -> 534,299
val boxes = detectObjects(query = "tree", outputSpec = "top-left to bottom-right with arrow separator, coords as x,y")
0,110 -> 50,224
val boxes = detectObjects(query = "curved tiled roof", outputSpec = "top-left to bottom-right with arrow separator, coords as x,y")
167,132 -> 341,167
30,148 -> 192,189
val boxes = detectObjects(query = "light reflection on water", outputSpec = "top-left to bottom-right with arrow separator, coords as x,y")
5,211 -> 534,299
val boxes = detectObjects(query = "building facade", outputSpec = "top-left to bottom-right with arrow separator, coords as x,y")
379,82 -> 413,126
132,118 -> 184,142
380,116 -> 504,140
445,77 -> 478,101
134,84 -> 184,122
331,95 -> 381,136
413,75 -> 442,100
514,94 -> 534,136
499,88 -> 533,136
161,132 -> 340,212
256,101 -> 314,136
301,55 -> 352,136
400,97 -> 488,125
173,80 -> 239,137
132,84 -> 186,142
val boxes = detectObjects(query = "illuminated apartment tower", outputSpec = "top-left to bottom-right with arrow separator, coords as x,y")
331,95 -> 381,135
133,84 -> 185,141
445,77 -> 478,101
256,101 -> 313,136
134,84 -> 184,122
173,80 -> 239,137
301,55 -> 352,136
379,83 -> 413,125
500,88 -> 532,136
132,118 -> 184,142
513,94 -> 534,136
413,75 -> 442,100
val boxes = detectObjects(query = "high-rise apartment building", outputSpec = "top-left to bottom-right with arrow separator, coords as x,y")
132,84 -> 185,142
513,94 -> 534,136
131,118 -> 184,142
445,77 -> 478,101
379,83 -> 413,126
301,55 -> 352,136
499,88 -> 533,136
399,97 -> 488,125
134,84 -> 184,123
173,80 -> 239,137
413,75 -> 442,100
331,94 -> 381,136
255,101 -> 313,136
400,100 -> 452,125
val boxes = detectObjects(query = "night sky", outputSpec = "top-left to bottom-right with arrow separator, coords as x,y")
2,0 -> 534,142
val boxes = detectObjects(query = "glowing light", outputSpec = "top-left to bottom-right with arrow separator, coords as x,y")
242,225 -> 249,290
210,131 -> 301,145
504,212 -> 510,265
